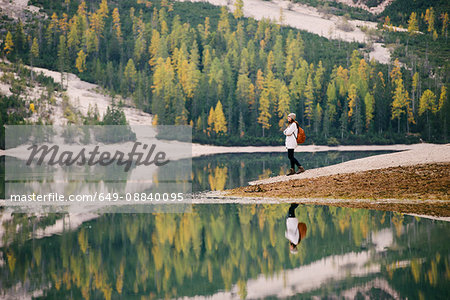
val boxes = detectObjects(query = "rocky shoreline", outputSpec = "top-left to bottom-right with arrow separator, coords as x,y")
225,163 -> 450,217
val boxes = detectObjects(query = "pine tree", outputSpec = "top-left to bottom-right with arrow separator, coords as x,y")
208,58 -> 225,99
340,103 -> 348,139
408,12 -> 419,35
13,20 -> 26,53
124,58 -> 137,91
68,17 -> 80,53
207,106 -> 215,135
46,13 -> 59,46
134,33 -> 146,62
64,0 -> 70,12
174,83 -> 188,125
277,83 -> 290,131
284,51 -> 294,78
4,31 -> 14,55
433,30 -> 438,41
438,85 -> 448,140
289,63 -> 308,123
233,0 -> 244,19
266,51 -> 274,74
279,7 -> 285,25
195,116 -> 203,132
30,37 -> 39,65
412,72 -> 419,114
326,81 -> 337,125
304,74 -> 314,127
314,60 -> 325,98
256,69 -> 264,93
313,103 -> 322,134
198,17 -> 210,43
374,71 -> 388,133
190,40 -> 200,68
57,35 -> 69,87
236,73 -> 253,115
406,91 -> 415,133
178,59 -> 199,99
86,28 -> 97,54
273,35 -> 284,76
76,2 -> 88,46
364,93 -> 374,130
258,90 -> 271,136
218,7 -> 230,33
29,37 -> 39,82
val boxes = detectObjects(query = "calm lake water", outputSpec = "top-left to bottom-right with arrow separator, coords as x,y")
191,151 -> 396,191
1,151 -> 449,299
1,204 -> 449,299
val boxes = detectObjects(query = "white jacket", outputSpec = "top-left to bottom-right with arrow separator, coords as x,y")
283,122 -> 298,149
285,217 -> 300,244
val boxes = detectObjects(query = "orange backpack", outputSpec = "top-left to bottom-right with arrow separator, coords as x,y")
294,121 -> 306,144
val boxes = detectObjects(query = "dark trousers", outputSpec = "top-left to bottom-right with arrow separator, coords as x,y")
288,203 -> 299,218
287,149 -> 301,169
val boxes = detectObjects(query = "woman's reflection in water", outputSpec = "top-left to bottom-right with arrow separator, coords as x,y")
285,203 -> 307,254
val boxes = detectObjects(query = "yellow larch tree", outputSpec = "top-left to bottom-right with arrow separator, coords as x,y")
408,12 -> 419,35
390,59 -> 402,84
347,83 -> 358,118
214,100 -> 227,134
75,49 -> 87,73
424,7 -> 435,33
59,13 -> 69,36
438,86 -> 447,111
441,12 -> 448,38
4,31 -> 14,55
112,7 -> 122,43
207,106 -> 215,136
391,78 -> 408,132
419,89 -> 437,139
364,93 -> 375,129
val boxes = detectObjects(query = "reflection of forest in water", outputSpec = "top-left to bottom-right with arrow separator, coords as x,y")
1,204 -> 449,299
0,152 -> 396,197
192,151 -> 395,191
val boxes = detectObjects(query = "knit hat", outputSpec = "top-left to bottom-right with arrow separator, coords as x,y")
288,113 -> 296,120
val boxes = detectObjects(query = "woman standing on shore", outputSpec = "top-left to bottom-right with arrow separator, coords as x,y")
283,113 -> 305,176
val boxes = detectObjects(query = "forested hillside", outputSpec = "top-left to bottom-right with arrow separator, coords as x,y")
380,0 -> 449,26
1,0 -> 448,145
